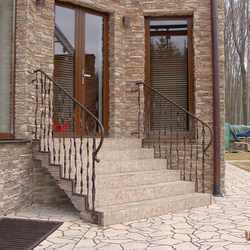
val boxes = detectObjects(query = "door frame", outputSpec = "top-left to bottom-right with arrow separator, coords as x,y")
144,16 -> 194,138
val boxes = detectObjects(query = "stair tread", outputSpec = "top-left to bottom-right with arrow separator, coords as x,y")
55,158 -> 166,164
93,180 -> 194,194
99,158 -> 165,163
96,169 -> 178,178
96,192 -> 209,212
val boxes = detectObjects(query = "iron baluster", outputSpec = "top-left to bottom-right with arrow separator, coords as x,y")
91,121 -> 97,223
52,87 -> 56,164
34,71 -> 39,140
80,109 -> 83,194
189,119 -> 193,182
152,92 -> 156,157
202,124 -> 205,192
43,75 -> 47,151
86,115 -> 90,210
170,102 -> 173,169
33,69 -> 104,224
68,125 -> 72,179
73,123 -> 77,191
147,87 -> 150,148
138,83 -> 141,138
48,78 -> 52,153
57,89 -> 61,165
183,112 -> 187,181
195,119 -> 199,192
40,74 -> 44,150
164,100 -> 168,168
176,110 -> 179,169
136,82 -> 213,193
158,97 -> 162,158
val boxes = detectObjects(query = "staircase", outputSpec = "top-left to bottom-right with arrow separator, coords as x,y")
33,137 -> 210,226
33,69 -> 212,227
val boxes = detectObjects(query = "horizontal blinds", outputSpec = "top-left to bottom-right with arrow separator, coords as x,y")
150,46 -> 188,131
53,54 -> 75,131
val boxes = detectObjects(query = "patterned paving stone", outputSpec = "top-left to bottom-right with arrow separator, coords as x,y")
2,162 -> 250,249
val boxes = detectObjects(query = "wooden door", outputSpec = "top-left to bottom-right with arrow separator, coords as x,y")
54,2 -> 108,136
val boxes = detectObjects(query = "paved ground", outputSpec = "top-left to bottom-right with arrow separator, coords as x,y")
5,162 -> 250,249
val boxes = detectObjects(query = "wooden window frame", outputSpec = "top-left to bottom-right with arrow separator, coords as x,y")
145,16 -> 194,138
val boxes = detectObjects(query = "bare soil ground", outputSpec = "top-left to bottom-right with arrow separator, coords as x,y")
226,152 -> 250,172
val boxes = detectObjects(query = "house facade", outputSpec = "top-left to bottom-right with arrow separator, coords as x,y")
0,0 -> 225,225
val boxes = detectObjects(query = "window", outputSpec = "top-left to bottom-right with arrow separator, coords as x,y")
0,0 -> 15,139
145,16 -> 194,133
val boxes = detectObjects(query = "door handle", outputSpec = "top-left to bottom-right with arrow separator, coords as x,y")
82,70 -> 91,85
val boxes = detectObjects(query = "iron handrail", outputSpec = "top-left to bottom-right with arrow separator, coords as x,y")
34,69 -> 104,157
33,69 -> 104,224
136,81 -> 213,156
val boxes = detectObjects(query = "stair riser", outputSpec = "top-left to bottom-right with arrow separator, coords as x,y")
48,159 -> 167,178
58,171 -> 180,190
95,171 -> 180,189
57,170 -> 182,197
95,159 -> 167,175
94,194 -> 211,226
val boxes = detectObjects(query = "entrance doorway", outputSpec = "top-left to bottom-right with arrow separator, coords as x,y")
145,17 -> 194,136
54,2 -> 108,136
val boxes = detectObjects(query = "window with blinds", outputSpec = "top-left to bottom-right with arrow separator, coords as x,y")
146,17 -> 194,133
0,0 -> 15,139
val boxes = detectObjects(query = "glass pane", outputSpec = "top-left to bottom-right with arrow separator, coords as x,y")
149,20 -> 188,131
0,0 -> 15,134
54,5 -> 76,132
85,13 -> 104,132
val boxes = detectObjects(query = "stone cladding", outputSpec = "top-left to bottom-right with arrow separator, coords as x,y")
0,0 -> 225,215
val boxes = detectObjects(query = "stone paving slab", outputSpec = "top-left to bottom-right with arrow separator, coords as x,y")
3,162 -> 250,249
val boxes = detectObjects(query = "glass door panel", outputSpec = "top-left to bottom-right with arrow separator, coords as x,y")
84,13 -> 104,133
54,5 -> 76,132
54,3 -> 108,136
148,19 -> 189,132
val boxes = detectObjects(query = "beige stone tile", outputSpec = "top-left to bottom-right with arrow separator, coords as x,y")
121,242 -> 149,249
151,238 -> 183,245
74,238 -> 97,248
174,242 -> 199,249
147,246 -> 173,250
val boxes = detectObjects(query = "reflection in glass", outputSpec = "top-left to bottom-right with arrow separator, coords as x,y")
54,6 -> 76,131
149,20 -> 188,131
85,13 -> 104,132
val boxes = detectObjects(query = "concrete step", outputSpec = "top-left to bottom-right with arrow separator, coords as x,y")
58,169 -> 180,190
49,158 -> 167,177
34,138 -> 211,227
43,138 -> 143,150
85,181 -> 196,208
94,169 -> 180,189
80,192 -> 210,226
52,147 -> 155,163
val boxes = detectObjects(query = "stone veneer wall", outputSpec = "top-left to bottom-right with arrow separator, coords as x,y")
0,141 -> 33,217
1,0 -> 225,217
33,160 -> 70,204
0,0 -> 57,216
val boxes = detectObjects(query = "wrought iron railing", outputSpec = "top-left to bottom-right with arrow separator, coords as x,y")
33,69 -> 104,224
137,82 -> 213,192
